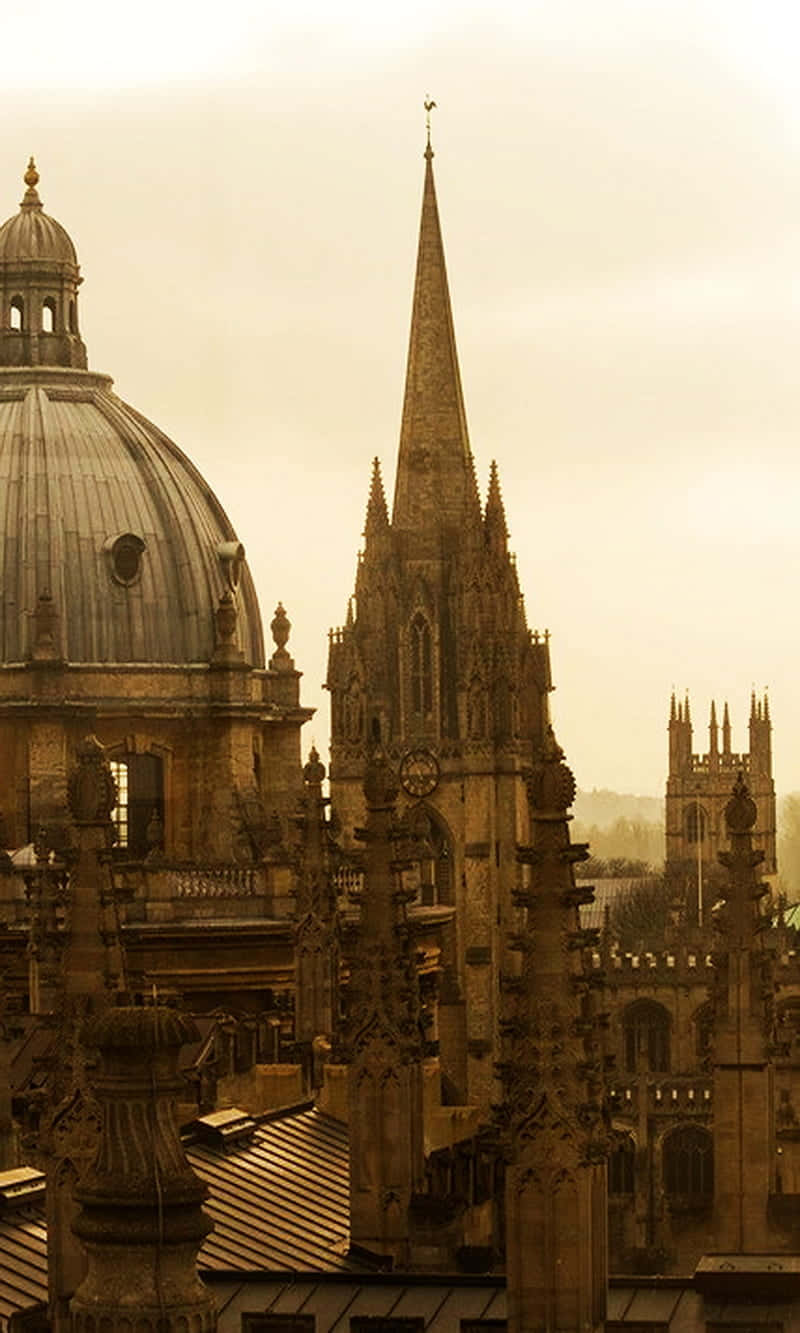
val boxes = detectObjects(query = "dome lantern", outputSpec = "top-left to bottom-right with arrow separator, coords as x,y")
0,158 -> 87,369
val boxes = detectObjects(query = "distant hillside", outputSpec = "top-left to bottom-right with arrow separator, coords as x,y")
573,787 -> 663,829
572,788 -> 665,870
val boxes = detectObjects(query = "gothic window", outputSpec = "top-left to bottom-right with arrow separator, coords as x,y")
344,676 -> 364,741
467,675 -> 486,739
493,677 -> 513,740
663,1125 -> 713,1198
622,999 -> 670,1073
109,752 -> 164,859
608,1134 -> 635,1196
694,1002 -> 713,1061
9,297 -> 23,330
685,803 -> 707,844
410,613 -> 433,717
42,298 -> 56,332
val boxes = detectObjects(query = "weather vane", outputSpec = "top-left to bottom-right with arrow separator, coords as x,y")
424,96 -> 437,147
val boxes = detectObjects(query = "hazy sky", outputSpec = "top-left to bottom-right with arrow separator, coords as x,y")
5,0 -> 800,797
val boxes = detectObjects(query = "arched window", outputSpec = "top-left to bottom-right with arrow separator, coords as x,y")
609,1135 -> 635,1196
109,752 -> 164,859
685,803 -> 707,844
410,614 -> 433,718
68,299 -> 76,332
623,999 -> 670,1073
406,806 -> 453,906
9,297 -> 23,331
42,298 -> 56,332
663,1126 -> 713,1198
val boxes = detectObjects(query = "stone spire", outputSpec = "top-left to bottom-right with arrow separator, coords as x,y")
711,773 -> 774,1252
343,747 -> 424,1264
292,745 -> 341,1091
391,132 -> 481,535
70,1004 -> 216,1333
722,699 -> 731,754
709,698 -> 718,760
502,730 -> 608,1333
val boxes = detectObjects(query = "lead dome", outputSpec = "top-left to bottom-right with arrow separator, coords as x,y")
0,160 -> 264,666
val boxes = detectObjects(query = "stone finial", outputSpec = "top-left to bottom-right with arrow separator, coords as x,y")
67,736 -> 116,826
70,1004 -> 215,1333
303,745 -> 326,787
271,602 -> 290,650
22,156 -> 42,207
725,772 -> 757,834
363,746 -> 399,810
269,602 -> 295,671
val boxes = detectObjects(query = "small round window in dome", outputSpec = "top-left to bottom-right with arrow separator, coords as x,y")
108,533 -> 146,586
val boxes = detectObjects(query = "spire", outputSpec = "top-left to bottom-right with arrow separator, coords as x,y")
391,123 -> 480,534
684,691 -> 691,726
670,691 -> 677,723
763,690 -> 770,723
750,688 -> 757,723
364,456 -> 389,541
485,459 -> 509,553
709,699 -> 718,757
722,700 -> 731,754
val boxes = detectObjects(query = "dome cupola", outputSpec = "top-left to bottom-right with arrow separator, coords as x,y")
0,158 -> 87,369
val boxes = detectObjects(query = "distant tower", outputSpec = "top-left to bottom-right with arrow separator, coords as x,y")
326,124 -> 553,1111
665,692 -> 776,879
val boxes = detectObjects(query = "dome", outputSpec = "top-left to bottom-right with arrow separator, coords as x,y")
0,165 -> 264,668
0,367 -> 265,666
0,159 -> 78,267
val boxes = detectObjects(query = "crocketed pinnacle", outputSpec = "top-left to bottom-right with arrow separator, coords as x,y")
485,459 -> 508,550
364,456 -> 389,540
391,140 -> 479,534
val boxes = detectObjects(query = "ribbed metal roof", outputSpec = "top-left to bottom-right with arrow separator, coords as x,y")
0,200 -> 77,266
0,367 -> 264,666
192,1107 -> 357,1273
0,1105 -> 356,1326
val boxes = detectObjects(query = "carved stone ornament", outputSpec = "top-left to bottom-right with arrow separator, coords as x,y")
725,771 -> 758,833
271,602 -> 291,651
67,735 -> 116,825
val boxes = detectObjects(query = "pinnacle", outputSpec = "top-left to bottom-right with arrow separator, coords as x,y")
485,459 -> 509,542
364,456 -> 389,538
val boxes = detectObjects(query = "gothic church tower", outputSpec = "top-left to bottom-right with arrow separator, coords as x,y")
327,130 -> 552,1110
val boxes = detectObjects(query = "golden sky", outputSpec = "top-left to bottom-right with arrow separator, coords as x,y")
4,0 -> 800,796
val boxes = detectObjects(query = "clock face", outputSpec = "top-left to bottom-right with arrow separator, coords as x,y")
399,748 -> 440,798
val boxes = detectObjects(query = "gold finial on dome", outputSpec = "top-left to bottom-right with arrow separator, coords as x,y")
22,155 -> 42,207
